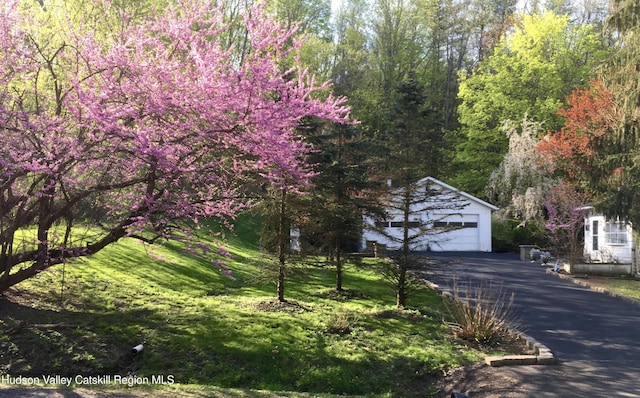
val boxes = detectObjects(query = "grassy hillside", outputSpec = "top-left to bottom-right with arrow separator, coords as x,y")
0,214 -> 507,397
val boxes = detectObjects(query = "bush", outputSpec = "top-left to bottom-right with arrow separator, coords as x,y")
323,311 -> 359,335
492,217 -> 550,252
444,279 -> 518,344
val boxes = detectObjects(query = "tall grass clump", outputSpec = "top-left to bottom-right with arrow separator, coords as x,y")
444,279 -> 518,344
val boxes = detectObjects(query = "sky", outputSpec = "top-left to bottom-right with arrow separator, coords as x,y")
331,0 -> 341,16
329,0 -> 565,17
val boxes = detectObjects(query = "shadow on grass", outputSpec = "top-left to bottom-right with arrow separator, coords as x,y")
0,294 -> 155,377
0,235 -> 478,398
0,289 -> 455,397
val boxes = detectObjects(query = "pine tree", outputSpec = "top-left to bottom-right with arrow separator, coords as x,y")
378,73 -> 465,308
591,0 -> 640,226
298,120 -> 379,291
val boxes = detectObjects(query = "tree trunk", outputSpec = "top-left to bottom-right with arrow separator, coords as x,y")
336,247 -> 343,292
397,191 -> 410,308
633,231 -> 640,276
277,188 -> 287,302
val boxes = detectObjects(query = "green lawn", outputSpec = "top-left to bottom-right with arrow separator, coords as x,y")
575,275 -> 640,301
0,215 -> 509,397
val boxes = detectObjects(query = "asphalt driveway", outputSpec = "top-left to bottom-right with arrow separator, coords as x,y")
425,252 -> 640,397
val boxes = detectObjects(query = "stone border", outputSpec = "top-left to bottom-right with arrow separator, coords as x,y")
545,268 -> 640,306
422,278 -> 556,367
484,332 -> 555,366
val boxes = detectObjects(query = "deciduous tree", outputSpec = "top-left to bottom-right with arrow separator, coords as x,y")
487,116 -> 557,221
453,11 -> 608,195
536,80 -> 619,183
0,0 -> 349,292
544,183 -> 590,266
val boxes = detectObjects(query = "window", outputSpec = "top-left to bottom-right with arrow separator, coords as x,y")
375,221 -> 389,228
433,220 -> 477,228
592,220 -> 599,251
390,221 -> 421,228
605,221 -> 628,244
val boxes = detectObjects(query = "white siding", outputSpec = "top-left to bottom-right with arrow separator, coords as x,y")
584,213 -> 633,264
431,214 -> 479,251
361,177 -> 497,252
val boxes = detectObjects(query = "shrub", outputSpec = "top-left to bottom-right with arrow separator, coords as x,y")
323,311 -> 359,335
492,217 -> 550,252
444,279 -> 518,344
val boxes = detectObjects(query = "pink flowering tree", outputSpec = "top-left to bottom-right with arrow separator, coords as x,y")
0,0 -> 349,292
544,183 -> 590,267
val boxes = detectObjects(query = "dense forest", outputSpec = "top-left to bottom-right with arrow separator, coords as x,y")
237,0 -> 640,305
262,0 -> 640,252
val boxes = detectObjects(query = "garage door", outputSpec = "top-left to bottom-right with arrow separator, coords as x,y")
431,214 -> 479,251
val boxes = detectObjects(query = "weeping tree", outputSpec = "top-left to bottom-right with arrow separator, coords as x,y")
485,116 -> 562,250
453,11 -> 609,195
486,117 -> 554,220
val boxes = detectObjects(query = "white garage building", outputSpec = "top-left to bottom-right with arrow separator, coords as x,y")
362,177 -> 498,252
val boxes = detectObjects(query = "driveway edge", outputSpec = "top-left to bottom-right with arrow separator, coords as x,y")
545,268 -> 640,306
421,278 -> 556,367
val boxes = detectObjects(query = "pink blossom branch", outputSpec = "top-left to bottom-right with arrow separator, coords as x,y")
0,0 -> 350,292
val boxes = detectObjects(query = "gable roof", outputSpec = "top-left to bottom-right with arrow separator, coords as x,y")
414,176 -> 499,211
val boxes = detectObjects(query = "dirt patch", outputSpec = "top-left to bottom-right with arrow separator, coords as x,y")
313,288 -> 370,301
429,329 -> 536,396
250,298 -> 311,313
478,330 -> 535,355
431,362 -> 525,397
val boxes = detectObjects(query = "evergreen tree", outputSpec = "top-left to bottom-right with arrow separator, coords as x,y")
379,73 -> 455,308
298,120 -> 379,291
589,0 -> 640,226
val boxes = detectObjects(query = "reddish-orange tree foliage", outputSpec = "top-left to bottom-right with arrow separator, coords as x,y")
537,80 -> 619,181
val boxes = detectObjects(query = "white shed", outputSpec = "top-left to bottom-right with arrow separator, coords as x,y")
583,207 -> 633,264
362,177 -> 498,252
